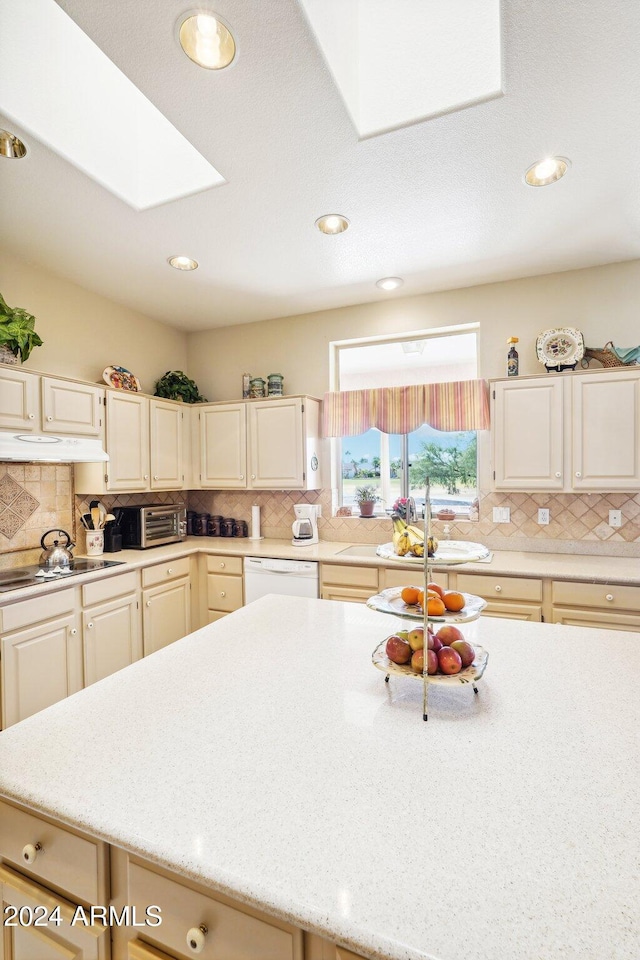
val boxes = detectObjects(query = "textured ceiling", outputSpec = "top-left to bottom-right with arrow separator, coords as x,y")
1,0 -> 640,332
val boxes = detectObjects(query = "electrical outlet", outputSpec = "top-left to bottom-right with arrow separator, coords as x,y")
538,508 -> 550,525
609,510 -> 622,528
492,507 -> 511,523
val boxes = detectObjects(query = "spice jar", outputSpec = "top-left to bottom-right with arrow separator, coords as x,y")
194,513 -> 209,536
267,373 -> 284,397
221,517 -> 235,537
249,377 -> 266,398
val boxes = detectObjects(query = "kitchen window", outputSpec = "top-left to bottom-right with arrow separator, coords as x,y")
329,325 -> 480,518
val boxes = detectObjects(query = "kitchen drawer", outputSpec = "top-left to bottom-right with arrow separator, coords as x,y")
320,563 -> 378,590
0,587 -> 75,633
320,586 -> 374,603
206,554 -> 243,576
82,570 -> 138,606
381,568 -> 449,591
481,602 -> 543,621
207,574 -> 243,612
456,573 -> 542,603
0,798 -> 106,904
128,860 -> 302,960
551,608 -> 640,631
552,580 -> 640,612
142,556 -> 191,588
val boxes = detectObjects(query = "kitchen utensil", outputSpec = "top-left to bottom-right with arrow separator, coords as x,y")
39,529 -> 75,568
104,513 -> 116,523
90,500 -> 100,531
97,501 -> 107,528
81,514 -> 93,530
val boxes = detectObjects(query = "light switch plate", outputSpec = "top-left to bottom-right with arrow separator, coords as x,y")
538,508 -> 550,525
492,506 -> 511,523
609,510 -> 622,527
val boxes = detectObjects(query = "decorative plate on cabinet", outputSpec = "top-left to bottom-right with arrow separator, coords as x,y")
102,365 -> 142,391
536,328 -> 585,369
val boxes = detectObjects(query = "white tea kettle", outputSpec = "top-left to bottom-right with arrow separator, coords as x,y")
39,529 -> 75,567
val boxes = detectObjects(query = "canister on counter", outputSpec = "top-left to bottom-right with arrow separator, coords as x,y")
267,373 -> 284,397
186,511 -> 197,536
233,520 -> 248,537
207,515 -> 222,536
221,517 -> 235,537
194,513 -> 209,536
249,377 -> 266,398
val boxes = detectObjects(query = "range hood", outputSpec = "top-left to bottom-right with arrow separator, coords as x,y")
0,431 -> 109,463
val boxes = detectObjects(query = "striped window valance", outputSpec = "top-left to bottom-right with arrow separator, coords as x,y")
323,379 -> 490,437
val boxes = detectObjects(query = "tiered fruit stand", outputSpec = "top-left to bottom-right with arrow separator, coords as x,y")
367,483 -> 490,721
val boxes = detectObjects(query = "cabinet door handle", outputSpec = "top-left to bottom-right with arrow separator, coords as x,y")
22,842 -> 42,864
239,474 -> 244,480
186,925 -> 208,954
251,474 -> 256,480
494,585 -> 502,593
70,628 -> 78,635
144,474 -> 149,480
46,415 -> 53,421
154,475 -> 158,480
605,594 -> 614,602
219,562 -> 225,569
167,568 -> 173,574
87,622 -> 94,629
555,471 -> 561,478
28,413 -> 35,420
220,591 -> 226,598
575,472 -> 581,478
146,600 -> 152,607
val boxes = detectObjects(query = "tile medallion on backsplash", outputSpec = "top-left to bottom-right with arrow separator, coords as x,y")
11,489 -> 40,519
0,474 -> 23,506
0,508 -> 25,540
0,472 -> 41,540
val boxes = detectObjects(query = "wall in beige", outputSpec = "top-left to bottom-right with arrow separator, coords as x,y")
186,259 -> 640,401
0,249 -> 187,393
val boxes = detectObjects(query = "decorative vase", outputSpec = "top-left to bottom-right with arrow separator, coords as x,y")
0,344 -> 18,365
359,501 -> 375,517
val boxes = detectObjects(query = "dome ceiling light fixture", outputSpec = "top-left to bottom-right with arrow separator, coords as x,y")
524,156 -> 569,187
0,129 -> 27,159
168,255 -> 199,271
376,277 -> 404,291
178,12 -> 236,70
315,214 -> 350,235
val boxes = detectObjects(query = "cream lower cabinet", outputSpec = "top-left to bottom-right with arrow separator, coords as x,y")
455,573 -> 543,621
82,572 -> 142,686
204,554 -> 243,622
320,563 -> 379,603
0,799 -> 109,960
551,579 -> 640,630
0,589 -> 82,729
142,559 -> 192,656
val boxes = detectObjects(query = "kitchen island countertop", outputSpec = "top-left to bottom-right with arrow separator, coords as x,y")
0,597 -> 637,960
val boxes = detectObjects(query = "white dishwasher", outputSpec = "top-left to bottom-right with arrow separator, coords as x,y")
244,557 -> 319,602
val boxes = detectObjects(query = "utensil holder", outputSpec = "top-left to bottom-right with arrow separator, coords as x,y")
86,529 -> 104,556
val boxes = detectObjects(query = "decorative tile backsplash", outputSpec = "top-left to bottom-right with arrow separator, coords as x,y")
74,491 -> 186,553
0,464 -> 73,564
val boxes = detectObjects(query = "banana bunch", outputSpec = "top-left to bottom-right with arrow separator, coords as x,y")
391,515 -> 436,558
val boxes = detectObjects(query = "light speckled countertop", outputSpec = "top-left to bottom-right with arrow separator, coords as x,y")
0,597 -> 637,960
1,537 -> 639,605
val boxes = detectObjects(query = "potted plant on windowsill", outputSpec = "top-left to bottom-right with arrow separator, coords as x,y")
355,485 -> 380,518
0,294 -> 44,364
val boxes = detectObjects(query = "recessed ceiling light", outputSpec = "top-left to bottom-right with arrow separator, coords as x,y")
0,129 -> 27,159
168,255 -> 198,271
524,156 -> 569,187
179,12 -> 236,70
315,214 -> 349,235
376,277 -> 404,291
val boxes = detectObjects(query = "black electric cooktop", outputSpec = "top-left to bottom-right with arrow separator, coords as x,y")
0,559 -> 124,594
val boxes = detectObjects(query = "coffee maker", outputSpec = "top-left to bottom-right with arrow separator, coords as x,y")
292,504 -> 320,546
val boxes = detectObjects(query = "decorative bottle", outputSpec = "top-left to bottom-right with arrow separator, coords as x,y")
507,337 -> 519,377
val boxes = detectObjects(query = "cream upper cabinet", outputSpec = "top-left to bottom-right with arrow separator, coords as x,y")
105,392 -> 150,491
41,376 -> 104,437
491,369 -> 640,492
0,366 -> 40,431
571,370 -> 640,490
248,398 -> 305,488
150,398 -> 184,490
200,402 -> 247,488
492,378 -> 564,490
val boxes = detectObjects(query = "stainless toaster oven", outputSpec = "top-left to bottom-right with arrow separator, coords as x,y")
118,504 -> 187,549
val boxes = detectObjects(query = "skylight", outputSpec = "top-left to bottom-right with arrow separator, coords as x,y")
299,0 -> 502,139
0,0 -> 225,210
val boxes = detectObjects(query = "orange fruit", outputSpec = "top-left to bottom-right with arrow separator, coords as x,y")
426,596 -> 446,617
401,586 -> 420,606
442,590 -> 465,612
427,581 -> 445,599
417,589 -> 425,608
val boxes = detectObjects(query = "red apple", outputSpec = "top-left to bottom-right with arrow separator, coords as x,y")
436,625 -> 465,646
437,646 -> 463,674
426,649 -> 439,675
410,649 -> 424,674
450,639 -> 476,668
386,635 -> 412,664
407,626 -> 424,651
